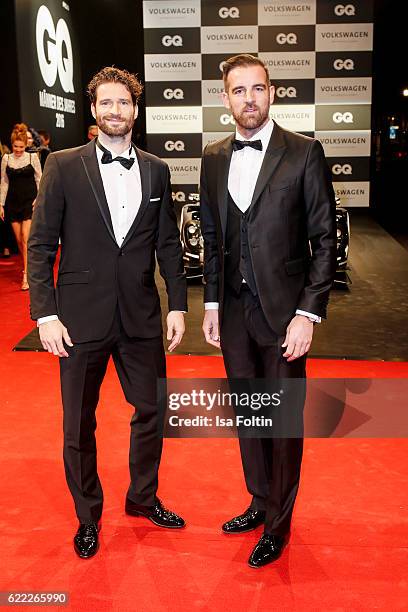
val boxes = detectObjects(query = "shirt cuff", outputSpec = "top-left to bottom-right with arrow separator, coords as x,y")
205,302 -> 219,310
37,315 -> 59,326
296,309 -> 321,324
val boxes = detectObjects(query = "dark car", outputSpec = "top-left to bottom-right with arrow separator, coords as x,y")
179,193 -> 204,279
179,194 -> 350,285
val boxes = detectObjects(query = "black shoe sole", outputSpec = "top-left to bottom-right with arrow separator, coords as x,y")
74,542 -> 100,559
248,559 -> 275,568
126,509 -> 186,529
222,524 -> 264,534
248,552 -> 282,568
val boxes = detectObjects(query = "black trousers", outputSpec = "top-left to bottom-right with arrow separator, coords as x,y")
59,309 -> 166,524
221,286 -> 306,536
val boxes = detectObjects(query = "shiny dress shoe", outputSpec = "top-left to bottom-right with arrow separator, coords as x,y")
222,508 -> 266,534
125,498 -> 185,529
248,533 -> 286,568
73,522 -> 101,559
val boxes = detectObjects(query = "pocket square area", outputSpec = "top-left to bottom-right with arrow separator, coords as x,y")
150,197 -> 161,202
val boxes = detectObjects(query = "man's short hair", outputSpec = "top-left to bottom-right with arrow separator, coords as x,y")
222,54 -> 270,90
87,66 -> 143,106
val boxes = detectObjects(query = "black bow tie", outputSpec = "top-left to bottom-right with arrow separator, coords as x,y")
96,140 -> 135,170
232,139 -> 263,152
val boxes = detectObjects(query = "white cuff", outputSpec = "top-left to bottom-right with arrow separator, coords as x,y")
204,302 -> 219,310
37,315 -> 59,326
296,309 -> 321,324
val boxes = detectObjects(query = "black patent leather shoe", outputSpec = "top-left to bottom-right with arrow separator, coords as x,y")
248,533 -> 286,568
125,498 -> 185,529
73,522 -> 100,559
222,508 -> 266,534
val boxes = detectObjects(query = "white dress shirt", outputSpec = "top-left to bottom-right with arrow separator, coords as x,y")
96,142 -> 142,247
38,142 -> 142,325
205,119 -> 320,323
228,119 -> 274,213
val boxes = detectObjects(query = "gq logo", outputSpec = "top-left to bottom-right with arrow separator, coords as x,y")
276,86 -> 297,99
36,4 -> 74,93
220,114 -> 235,126
334,58 -> 355,71
333,111 -> 354,124
219,6 -> 240,18
162,34 -> 183,47
276,33 -> 297,45
332,163 -> 352,175
334,4 -> 356,16
165,140 -> 185,152
172,191 -> 186,202
163,88 -> 184,100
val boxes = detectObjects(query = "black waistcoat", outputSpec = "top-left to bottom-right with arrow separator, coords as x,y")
224,192 -> 258,296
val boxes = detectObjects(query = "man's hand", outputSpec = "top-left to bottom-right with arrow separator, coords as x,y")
202,309 -> 220,349
282,315 -> 313,361
39,320 -> 73,357
167,311 -> 185,352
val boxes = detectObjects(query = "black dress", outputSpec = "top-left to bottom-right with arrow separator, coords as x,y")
5,154 -> 37,222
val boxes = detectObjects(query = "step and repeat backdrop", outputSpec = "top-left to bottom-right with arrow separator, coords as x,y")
143,0 -> 373,207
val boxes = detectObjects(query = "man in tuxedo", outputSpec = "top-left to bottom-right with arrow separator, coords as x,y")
28,67 -> 187,558
201,55 -> 336,568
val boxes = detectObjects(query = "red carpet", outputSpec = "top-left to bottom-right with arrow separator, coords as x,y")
1,255 -> 407,610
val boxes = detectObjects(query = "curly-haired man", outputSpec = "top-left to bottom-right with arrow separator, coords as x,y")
28,67 -> 187,558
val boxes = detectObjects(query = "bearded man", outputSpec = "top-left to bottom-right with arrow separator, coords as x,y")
28,67 -> 187,558
201,54 -> 336,568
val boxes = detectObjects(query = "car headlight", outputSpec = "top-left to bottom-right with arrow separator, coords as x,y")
185,222 -> 201,248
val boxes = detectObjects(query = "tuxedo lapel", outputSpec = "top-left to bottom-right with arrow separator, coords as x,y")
80,140 -> 116,245
250,122 -> 287,209
217,135 -> 234,241
121,147 -> 151,248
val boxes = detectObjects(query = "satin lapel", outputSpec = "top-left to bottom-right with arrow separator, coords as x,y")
80,141 -> 116,245
121,147 -> 151,248
217,135 -> 234,241
250,122 -> 287,209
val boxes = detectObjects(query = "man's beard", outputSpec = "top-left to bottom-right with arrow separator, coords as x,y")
96,114 -> 134,138
232,104 -> 269,131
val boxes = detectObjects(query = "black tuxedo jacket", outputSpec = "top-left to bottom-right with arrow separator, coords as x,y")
200,122 -> 337,335
28,139 -> 187,343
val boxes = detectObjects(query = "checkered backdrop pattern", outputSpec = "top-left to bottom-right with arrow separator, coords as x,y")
143,0 -> 373,207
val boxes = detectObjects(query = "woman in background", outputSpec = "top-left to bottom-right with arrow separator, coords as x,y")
0,139 -> 16,257
0,124 -> 42,290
